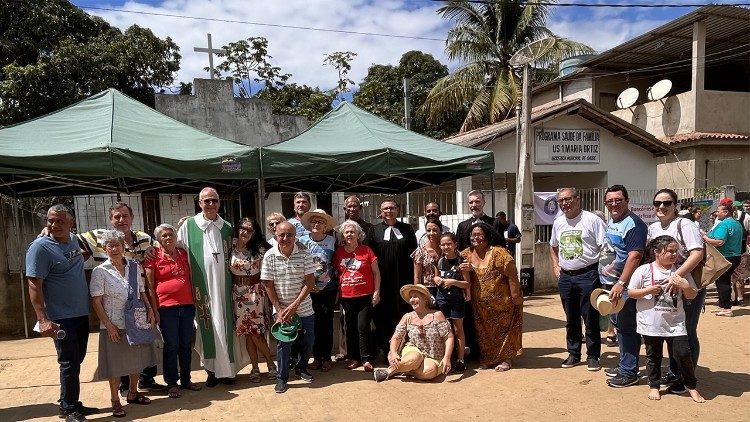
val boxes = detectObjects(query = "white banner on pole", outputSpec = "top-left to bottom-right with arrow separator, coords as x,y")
534,192 -> 563,225
630,203 -> 657,225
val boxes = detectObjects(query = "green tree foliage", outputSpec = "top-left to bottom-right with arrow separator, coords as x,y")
323,51 -> 357,102
0,0 -> 181,125
354,50 -> 463,139
423,0 -> 595,133
256,83 -> 334,123
213,37 -> 291,98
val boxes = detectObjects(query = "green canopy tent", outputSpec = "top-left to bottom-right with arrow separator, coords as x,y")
260,102 -> 494,193
0,89 -> 260,196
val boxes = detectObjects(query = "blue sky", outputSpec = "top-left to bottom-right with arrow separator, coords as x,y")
69,1 -> 732,91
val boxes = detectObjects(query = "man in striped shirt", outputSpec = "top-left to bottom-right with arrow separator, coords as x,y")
261,221 -> 316,394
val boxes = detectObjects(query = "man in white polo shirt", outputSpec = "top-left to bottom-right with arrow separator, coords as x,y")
549,187 -> 606,372
261,221 -> 316,394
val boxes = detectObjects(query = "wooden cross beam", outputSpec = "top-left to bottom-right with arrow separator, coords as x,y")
194,33 -> 224,79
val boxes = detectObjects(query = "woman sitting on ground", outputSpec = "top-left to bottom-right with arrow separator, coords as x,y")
373,284 -> 453,382
90,230 -> 156,418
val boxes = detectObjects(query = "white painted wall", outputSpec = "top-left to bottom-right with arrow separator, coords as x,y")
486,114 -> 658,190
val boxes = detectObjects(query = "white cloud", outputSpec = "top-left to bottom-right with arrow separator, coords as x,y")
87,0 -> 452,91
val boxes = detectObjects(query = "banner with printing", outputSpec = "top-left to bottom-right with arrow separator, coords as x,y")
534,192 -> 563,225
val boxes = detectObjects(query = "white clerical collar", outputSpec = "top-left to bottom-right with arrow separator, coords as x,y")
383,225 -> 403,241
195,213 -> 224,230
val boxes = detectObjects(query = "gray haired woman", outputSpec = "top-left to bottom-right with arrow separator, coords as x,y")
332,220 -> 381,371
90,230 -> 156,418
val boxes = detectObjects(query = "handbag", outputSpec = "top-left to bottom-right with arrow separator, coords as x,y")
123,260 -> 155,346
676,218 -> 731,289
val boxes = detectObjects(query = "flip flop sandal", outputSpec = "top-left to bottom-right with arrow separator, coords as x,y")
111,400 -> 126,418
321,361 -> 333,372
182,382 -> 202,391
126,394 -> 152,405
168,386 -> 181,398
345,360 -> 361,370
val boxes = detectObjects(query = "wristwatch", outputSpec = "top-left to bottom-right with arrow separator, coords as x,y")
616,280 -> 626,287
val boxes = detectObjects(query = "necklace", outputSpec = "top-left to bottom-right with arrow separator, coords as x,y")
204,223 -> 222,264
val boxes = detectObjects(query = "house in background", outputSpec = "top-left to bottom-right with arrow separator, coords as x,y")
532,5 -> 749,192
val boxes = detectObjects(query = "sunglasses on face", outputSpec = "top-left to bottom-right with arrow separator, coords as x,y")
605,198 -> 624,205
202,199 -> 219,204
653,200 -> 674,208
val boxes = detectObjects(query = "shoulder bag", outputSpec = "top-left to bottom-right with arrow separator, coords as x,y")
124,260 -> 155,346
676,218 -> 731,289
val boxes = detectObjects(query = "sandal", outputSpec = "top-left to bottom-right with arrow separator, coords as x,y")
111,400 -> 126,418
182,382 -> 202,391
321,361 -> 333,372
168,386 -> 181,399
126,393 -> 152,405
267,365 -> 278,380
345,359 -> 361,370
308,360 -> 321,370
494,361 -> 512,372
249,368 -> 261,383
362,361 -> 374,372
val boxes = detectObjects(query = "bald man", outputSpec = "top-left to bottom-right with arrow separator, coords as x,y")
177,188 -> 250,387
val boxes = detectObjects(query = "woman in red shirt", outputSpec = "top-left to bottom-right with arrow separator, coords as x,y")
144,224 -> 201,398
333,220 -> 381,372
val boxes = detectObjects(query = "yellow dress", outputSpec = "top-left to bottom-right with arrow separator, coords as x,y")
462,246 -> 523,366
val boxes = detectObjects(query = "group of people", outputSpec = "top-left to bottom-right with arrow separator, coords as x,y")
550,185 -> 748,404
25,184 -> 747,420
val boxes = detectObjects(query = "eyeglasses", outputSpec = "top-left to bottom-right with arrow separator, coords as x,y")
605,198 -> 625,206
652,200 -> 674,208
277,233 -> 295,239
202,198 -> 219,204
310,220 -> 326,226
381,206 -> 397,211
558,197 -> 575,204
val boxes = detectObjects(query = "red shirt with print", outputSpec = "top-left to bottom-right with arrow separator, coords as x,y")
334,244 -> 378,298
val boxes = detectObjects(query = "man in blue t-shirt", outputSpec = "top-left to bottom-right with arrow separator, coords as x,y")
26,205 -> 93,422
494,211 -> 522,257
599,185 -> 647,389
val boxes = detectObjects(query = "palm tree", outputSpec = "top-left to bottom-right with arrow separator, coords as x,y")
423,0 -> 595,133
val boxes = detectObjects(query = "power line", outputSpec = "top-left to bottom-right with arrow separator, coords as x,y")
80,6 -> 447,42
443,1 -> 750,7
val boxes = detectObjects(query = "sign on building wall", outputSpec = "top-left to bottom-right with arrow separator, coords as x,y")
534,128 -> 600,164
630,203 -> 657,225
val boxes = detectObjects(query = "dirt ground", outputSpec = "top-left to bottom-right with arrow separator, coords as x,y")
1,287 -> 748,421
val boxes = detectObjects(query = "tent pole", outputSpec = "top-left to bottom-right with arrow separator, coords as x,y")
490,171 -> 496,218
12,196 -> 30,338
257,178 -> 267,236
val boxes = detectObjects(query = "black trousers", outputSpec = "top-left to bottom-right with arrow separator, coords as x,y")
643,335 -> 697,389
311,289 -> 337,363
54,315 -> 89,413
716,256 -> 742,309
341,295 -> 374,362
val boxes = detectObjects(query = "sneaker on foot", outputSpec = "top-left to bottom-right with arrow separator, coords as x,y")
294,368 -> 314,382
453,360 -> 466,373
274,379 -> 288,394
561,355 -> 581,368
587,357 -> 601,371
607,374 -> 639,388
373,368 -> 389,382
659,373 -> 680,387
667,382 -> 688,394
64,411 -> 86,422
604,367 -> 619,378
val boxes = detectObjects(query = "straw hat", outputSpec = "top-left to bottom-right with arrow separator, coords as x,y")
589,288 -> 625,316
300,209 -> 337,231
271,314 -> 302,342
400,284 -> 434,304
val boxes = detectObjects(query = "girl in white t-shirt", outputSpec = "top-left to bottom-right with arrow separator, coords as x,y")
628,235 -> 705,403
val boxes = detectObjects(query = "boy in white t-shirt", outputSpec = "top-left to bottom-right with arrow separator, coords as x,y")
628,235 -> 704,403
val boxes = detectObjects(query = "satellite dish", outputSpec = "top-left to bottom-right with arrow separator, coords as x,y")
616,87 -> 639,109
647,79 -> 672,101
510,38 -> 556,67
